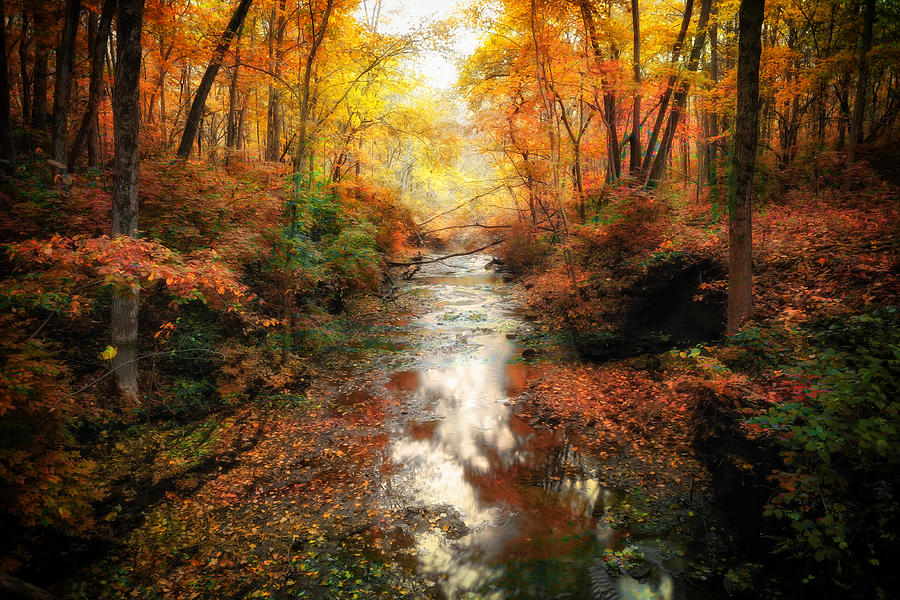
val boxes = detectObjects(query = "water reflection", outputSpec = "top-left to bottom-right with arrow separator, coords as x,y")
388,331 -> 518,594
378,255 -> 681,600
382,255 -> 606,598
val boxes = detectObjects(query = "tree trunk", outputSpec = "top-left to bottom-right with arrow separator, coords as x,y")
225,29 -> 242,166
554,93 -> 591,221
532,0 -> 578,292
695,101 -> 704,200
86,11 -> 100,163
31,4 -> 52,131
110,0 -> 145,402
629,0 -> 641,175
603,88 -> 621,181
236,101 -> 246,151
176,0 -> 253,157
51,0 -> 82,172
727,0 -> 764,335
580,0 -> 621,181
18,7 -> 31,126
87,115 -> 100,167
70,0 -> 116,171
0,0 -> 15,173
707,8 -> 719,188
283,0 -> 334,362
291,0 -> 333,176
265,0 -> 286,162
836,71 -> 850,149
847,0 -> 875,165
156,39 -> 172,146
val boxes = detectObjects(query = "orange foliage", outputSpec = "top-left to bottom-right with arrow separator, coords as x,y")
5,235 -> 256,316
526,362 -> 707,492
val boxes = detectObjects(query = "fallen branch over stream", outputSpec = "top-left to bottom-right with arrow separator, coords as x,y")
386,239 -> 505,266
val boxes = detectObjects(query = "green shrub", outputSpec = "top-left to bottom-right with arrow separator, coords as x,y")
747,307 -> 900,592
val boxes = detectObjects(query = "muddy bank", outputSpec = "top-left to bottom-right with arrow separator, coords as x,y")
573,255 -> 726,361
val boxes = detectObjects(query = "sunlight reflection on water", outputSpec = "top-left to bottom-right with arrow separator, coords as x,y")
380,254 -> 673,600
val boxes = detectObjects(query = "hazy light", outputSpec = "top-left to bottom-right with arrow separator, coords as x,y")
365,0 -> 484,90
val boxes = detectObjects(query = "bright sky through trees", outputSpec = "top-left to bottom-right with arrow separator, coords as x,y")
369,0 -> 486,90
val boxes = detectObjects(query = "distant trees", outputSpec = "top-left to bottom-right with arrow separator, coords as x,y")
176,0 -> 253,158
458,0 -> 893,332
462,0 -> 894,206
0,0 -> 893,376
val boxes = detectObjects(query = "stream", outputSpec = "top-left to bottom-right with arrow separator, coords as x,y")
330,254 -> 680,600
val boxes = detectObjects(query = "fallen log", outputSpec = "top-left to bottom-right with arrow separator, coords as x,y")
0,573 -> 54,600
386,239 -> 505,267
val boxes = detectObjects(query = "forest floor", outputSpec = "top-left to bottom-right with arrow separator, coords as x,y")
44,298 -> 432,599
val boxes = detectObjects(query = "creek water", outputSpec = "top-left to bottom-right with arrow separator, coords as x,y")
338,254 -> 679,599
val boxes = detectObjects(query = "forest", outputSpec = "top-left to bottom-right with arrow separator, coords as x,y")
0,0 -> 897,598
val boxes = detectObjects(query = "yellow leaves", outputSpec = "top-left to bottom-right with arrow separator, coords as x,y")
99,345 -> 118,361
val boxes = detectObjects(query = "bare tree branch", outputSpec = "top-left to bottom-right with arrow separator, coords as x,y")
386,239 -> 505,266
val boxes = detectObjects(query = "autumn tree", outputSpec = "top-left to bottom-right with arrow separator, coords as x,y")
69,0 -> 116,171
629,0 -> 641,175
50,0 -> 81,172
290,0 -> 335,178
31,3 -> 52,131
639,0 -> 695,178
645,0 -> 711,188
265,0 -> 287,161
847,0 -> 875,165
580,0 -> 621,183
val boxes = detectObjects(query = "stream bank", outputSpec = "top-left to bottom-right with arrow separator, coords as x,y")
17,252 -> 737,600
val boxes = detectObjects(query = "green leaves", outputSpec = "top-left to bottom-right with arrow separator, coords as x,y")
747,307 -> 900,585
